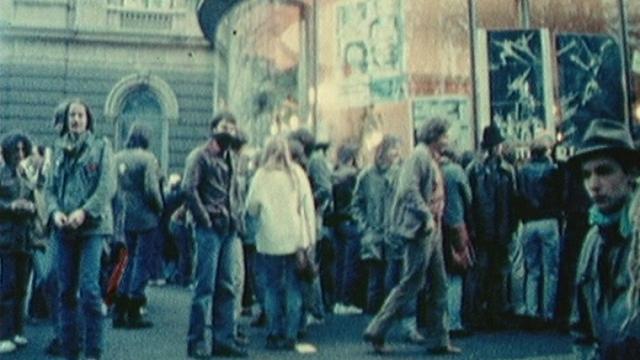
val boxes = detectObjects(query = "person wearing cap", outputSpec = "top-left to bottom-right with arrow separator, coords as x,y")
465,124 -> 519,330
45,99 -> 116,360
182,112 -> 247,358
517,137 -> 562,327
569,119 -> 640,358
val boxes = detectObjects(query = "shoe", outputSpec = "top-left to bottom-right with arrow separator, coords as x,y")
235,331 -> 249,347
212,342 -> 248,357
188,343 -> 210,359
127,297 -> 153,329
13,335 -> 28,346
363,332 -> 386,353
429,344 -> 462,355
0,340 -> 16,354
403,330 -> 426,345
306,314 -> 325,326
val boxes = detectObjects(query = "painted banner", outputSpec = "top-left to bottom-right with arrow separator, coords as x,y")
556,33 -> 625,145
486,29 -> 553,144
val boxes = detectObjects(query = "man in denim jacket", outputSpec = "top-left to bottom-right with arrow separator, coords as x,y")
45,99 -> 116,360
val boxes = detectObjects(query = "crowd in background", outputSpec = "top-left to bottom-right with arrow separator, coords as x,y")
2,100 -> 640,359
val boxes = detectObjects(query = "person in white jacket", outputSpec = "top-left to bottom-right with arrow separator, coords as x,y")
245,136 -> 316,351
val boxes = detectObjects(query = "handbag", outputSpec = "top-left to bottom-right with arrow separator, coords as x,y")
295,247 -> 318,283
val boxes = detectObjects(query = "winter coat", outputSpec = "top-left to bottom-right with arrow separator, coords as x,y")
352,163 -> 399,261
245,164 -> 316,255
466,154 -> 518,247
517,156 -> 561,221
0,165 -> 36,252
45,133 -> 116,237
182,144 -> 241,235
114,148 -> 163,232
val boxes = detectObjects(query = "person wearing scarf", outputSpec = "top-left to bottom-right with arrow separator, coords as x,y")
569,119 -> 639,359
45,99 -> 116,360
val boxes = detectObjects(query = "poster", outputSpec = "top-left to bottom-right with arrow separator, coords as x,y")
556,33 -> 625,145
486,29 -> 553,143
412,96 -> 472,152
336,0 -> 406,105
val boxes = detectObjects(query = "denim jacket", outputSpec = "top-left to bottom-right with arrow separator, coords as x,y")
0,165 -> 36,251
45,133 -> 116,236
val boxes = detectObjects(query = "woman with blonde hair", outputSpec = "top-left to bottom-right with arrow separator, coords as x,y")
245,136 -> 316,350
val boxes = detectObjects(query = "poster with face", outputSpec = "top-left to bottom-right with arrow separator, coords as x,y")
336,0 -> 406,105
412,96 -> 472,152
556,33 -> 625,145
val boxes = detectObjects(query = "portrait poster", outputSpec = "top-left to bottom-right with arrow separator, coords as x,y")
336,0 -> 406,106
411,96 -> 472,152
485,29 -> 554,144
556,33 -> 625,145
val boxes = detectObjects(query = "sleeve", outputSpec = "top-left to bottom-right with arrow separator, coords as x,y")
244,169 -> 262,217
182,150 -> 211,228
44,150 -> 61,220
308,156 -> 333,216
145,156 -> 164,214
82,139 -> 117,220
298,167 -> 317,248
398,151 -> 432,222
351,171 -> 368,233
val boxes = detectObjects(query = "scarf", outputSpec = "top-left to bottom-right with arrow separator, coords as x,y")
589,201 -> 632,239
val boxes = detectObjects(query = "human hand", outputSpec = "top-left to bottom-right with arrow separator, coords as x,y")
67,209 -> 86,229
53,211 -> 68,229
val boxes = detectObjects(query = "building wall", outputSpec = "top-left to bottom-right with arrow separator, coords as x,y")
0,0 -> 215,175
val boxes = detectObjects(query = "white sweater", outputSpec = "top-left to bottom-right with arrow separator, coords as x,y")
245,164 -> 316,255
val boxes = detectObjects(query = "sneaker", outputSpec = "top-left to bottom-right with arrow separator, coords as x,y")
0,340 -> 16,354
335,304 -> 362,315
13,335 -> 28,346
306,314 -> 325,326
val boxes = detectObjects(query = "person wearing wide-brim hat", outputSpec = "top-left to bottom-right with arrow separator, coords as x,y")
465,124 -> 520,330
569,118 -> 640,358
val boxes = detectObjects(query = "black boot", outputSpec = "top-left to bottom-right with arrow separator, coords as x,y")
127,297 -> 153,329
112,295 -> 128,328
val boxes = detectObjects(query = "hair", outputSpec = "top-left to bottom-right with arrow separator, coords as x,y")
374,134 -> 401,167
125,121 -> 152,149
209,112 -> 237,135
530,138 -> 550,158
1,130 -> 33,168
626,192 -> 640,327
62,99 -> 94,134
288,128 -> 316,157
288,139 -> 307,168
261,136 -> 298,188
336,142 -> 359,167
53,100 -> 70,135
231,129 -> 248,151
416,117 -> 450,145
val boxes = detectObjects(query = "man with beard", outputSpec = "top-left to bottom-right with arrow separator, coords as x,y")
183,112 -> 247,358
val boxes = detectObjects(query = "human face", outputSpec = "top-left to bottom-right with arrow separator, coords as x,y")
16,141 -> 27,162
431,133 -> 449,157
214,119 -> 237,137
68,102 -> 88,135
581,156 -> 633,214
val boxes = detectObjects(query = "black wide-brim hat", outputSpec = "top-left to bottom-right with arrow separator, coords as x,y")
568,118 -> 640,169
481,124 -> 505,149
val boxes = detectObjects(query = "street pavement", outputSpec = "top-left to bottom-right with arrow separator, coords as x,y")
14,285 -> 575,359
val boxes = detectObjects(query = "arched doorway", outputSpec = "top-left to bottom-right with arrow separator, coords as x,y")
105,73 -> 179,175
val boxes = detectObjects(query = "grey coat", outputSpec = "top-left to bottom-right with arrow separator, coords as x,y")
114,148 -> 163,232
45,133 -> 116,236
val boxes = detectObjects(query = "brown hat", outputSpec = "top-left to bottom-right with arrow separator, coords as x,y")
569,118 -> 639,168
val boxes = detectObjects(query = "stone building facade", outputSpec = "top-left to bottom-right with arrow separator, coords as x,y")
0,0 -> 217,174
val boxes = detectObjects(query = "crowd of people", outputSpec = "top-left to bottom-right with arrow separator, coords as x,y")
2,100 -> 640,359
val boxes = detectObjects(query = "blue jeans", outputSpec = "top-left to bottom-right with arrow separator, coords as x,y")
260,253 -> 302,341
56,232 -> 106,359
118,229 -> 155,300
333,221 -> 362,306
188,227 -> 239,350
0,252 -> 30,340
364,259 -> 386,314
448,274 -> 464,330
521,219 -> 560,320
170,221 -> 194,286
